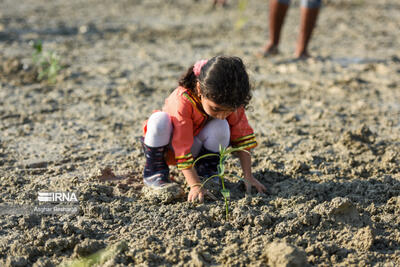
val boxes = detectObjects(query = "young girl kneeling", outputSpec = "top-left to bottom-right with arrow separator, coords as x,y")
142,56 -> 266,202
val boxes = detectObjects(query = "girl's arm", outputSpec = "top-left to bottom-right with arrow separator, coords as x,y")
236,150 -> 267,194
182,168 -> 215,202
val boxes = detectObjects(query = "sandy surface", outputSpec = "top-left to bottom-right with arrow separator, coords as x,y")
1,0 -> 400,266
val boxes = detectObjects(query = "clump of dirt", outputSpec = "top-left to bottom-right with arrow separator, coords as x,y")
72,239 -> 105,257
96,166 -> 143,191
264,241 -> 308,267
141,183 -> 185,203
341,124 -> 376,150
0,56 -> 38,85
313,197 -> 360,224
350,227 -> 375,251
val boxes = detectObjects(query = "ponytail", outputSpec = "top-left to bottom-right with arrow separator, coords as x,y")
178,66 -> 197,92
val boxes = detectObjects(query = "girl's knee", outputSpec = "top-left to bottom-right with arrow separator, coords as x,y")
201,119 -> 230,151
145,112 -> 172,147
207,119 -> 229,137
216,120 -> 230,141
147,112 -> 172,135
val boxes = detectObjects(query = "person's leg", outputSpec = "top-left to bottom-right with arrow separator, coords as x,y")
142,112 -> 173,188
192,119 -> 230,179
193,119 -> 230,155
295,0 -> 321,58
144,112 -> 172,147
260,0 -> 290,57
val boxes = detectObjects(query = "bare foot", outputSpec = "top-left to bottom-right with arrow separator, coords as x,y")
257,44 -> 279,58
294,50 -> 310,60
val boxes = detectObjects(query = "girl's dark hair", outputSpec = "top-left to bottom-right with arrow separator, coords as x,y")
179,56 -> 251,109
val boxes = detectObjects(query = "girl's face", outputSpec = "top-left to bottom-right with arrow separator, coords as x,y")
200,97 -> 235,119
196,83 -> 234,119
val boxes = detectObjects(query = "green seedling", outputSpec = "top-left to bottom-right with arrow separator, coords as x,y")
193,144 -> 249,221
32,40 -> 61,84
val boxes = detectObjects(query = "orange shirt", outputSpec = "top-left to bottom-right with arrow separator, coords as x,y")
146,86 -> 257,170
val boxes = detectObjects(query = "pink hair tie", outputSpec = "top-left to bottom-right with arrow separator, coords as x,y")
193,59 -> 208,77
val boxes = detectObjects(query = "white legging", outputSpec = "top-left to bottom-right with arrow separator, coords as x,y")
144,112 -> 230,157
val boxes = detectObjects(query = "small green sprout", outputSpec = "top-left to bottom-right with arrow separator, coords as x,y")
31,40 -> 62,84
193,144 -> 249,221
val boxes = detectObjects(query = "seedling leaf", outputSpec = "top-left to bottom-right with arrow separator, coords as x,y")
217,164 -> 225,176
201,174 -> 220,187
221,189 -> 230,199
229,173 -> 244,181
225,147 -> 250,155
193,153 -> 219,166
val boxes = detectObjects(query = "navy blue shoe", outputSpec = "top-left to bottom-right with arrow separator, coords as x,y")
142,139 -> 173,189
143,171 -> 172,189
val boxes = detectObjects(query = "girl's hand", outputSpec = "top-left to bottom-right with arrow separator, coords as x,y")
188,184 -> 216,203
244,175 -> 267,194
236,150 -> 267,194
